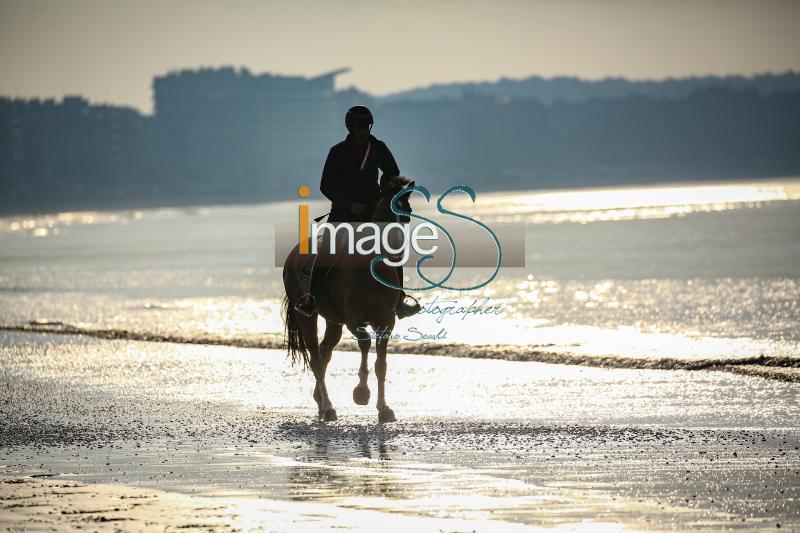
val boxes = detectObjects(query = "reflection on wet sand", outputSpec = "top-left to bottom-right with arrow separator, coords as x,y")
285,422 -> 399,503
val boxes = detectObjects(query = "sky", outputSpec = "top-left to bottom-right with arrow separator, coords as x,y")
1,0 -> 799,115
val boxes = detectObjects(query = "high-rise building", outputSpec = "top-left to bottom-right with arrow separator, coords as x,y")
151,66 -> 347,196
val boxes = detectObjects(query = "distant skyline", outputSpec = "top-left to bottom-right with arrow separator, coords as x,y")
2,0 -> 799,115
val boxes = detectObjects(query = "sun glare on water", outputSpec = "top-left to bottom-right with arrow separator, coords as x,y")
438,179 -> 800,224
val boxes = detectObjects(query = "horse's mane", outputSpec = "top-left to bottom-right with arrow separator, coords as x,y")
381,175 -> 414,196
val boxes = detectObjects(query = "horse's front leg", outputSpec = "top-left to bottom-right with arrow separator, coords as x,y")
312,355 -> 336,421
347,324 -> 371,406
375,320 -> 396,423
313,321 -> 342,421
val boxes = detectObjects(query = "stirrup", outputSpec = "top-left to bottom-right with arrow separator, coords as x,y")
395,294 -> 421,319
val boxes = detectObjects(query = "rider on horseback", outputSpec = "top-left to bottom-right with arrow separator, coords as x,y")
294,105 -> 422,319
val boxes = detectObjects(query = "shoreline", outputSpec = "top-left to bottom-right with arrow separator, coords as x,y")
3,322 -> 798,382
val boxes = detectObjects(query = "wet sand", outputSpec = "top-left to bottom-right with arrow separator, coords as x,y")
1,476 -> 555,532
1,330 -> 799,530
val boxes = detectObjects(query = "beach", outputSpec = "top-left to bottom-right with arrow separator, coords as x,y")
1,180 -> 799,530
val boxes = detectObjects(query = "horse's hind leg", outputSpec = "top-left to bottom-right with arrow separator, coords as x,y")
316,321 -> 343,414
347,324 -> 371,406
298,315 -> 337,421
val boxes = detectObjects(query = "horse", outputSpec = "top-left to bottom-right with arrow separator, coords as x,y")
282,176 -> 415,423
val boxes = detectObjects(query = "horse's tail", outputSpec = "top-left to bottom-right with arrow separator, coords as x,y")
282,294 -> 310,370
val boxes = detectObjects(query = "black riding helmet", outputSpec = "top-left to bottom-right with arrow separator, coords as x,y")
345,105 -> 373,132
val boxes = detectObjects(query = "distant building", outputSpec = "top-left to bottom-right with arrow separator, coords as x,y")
1,69 -> 799,214
0,95 -> 145,210
150,66 -> 346,197
0,67 -> 350,212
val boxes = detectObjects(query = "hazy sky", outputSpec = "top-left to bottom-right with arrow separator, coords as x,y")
2,0 -> 799,114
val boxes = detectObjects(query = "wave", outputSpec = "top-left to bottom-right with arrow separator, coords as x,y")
2,320 -> 798,383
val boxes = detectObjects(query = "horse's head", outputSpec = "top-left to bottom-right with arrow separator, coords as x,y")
372,175 -> 415,224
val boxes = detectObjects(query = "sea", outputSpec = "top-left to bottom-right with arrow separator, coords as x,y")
1,178 -> 799,375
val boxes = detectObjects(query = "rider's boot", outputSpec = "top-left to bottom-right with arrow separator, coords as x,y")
392,266 -> 421,318
295,254 -> 322,317
395,291 -> 421,319
295,253 -> 331,317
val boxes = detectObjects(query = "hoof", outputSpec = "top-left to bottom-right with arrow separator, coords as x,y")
321,408 -> 338,422
353,385 -> 371,405
378,406 -> 396,423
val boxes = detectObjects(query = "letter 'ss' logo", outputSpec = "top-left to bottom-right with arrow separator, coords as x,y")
370,184 -> 502,292
425,185 -> 502,291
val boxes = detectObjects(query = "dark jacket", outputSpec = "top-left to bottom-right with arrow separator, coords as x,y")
320,133 -> 400,222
